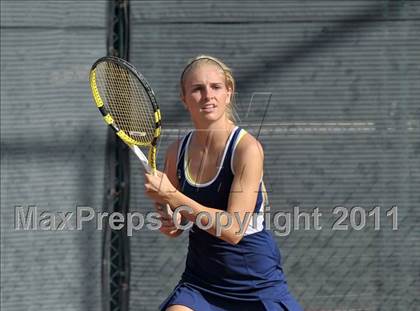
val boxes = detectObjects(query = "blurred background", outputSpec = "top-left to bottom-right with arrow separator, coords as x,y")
1,1 -> 419,310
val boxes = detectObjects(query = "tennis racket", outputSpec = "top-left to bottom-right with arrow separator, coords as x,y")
89,56 -> 172,216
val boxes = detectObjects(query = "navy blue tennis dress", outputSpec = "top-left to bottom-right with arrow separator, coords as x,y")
159,127 -> 302,311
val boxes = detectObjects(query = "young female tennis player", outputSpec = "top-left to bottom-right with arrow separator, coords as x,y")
144,56 -> 302,311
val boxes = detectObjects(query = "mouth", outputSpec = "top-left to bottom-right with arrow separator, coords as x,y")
199,103 -> 217,113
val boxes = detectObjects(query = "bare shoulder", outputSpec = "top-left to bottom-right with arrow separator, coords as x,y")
233,131 -> 264,171
236,132 -> 264,158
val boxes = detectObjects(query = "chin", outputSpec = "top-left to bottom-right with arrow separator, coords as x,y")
201,112 -> 220,120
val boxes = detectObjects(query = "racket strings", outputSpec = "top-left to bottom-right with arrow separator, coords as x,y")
109,62 -> 155,142
126,67 -> 154,137
96,61 -> 156,145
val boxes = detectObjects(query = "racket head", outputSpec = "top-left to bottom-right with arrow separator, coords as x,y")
89,56 -> 161,169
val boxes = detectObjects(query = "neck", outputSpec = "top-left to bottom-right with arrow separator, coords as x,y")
191,121 -> 236,150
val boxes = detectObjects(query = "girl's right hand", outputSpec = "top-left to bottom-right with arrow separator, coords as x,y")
154,203 -> 183,237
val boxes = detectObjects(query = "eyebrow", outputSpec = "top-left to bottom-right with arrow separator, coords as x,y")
191,82 -> 223,87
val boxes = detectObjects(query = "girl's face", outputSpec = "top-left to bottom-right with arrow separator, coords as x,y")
181,63 -> 232,125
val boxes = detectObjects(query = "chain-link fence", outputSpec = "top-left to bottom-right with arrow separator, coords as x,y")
128,1 -> 420,310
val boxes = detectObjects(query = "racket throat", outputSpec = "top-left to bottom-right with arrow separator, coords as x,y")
130,145 -> 152,173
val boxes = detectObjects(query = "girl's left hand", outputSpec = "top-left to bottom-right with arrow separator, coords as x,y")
144,170 -> 177,205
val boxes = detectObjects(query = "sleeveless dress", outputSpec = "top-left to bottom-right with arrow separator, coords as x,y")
159,127 -> 302,311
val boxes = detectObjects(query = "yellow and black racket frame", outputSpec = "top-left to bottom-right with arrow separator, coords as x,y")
89,56 -> 162,170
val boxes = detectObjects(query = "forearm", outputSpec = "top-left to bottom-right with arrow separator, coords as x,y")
169,190 -> 245,245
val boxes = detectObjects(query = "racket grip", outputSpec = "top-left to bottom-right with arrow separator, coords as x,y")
129,146 -> 172,216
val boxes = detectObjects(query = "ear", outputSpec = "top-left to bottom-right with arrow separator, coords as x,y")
225,87 -> 233,104
180,94 -> 189,110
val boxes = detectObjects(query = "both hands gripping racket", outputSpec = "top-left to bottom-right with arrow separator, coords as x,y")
89,56 -> 172,216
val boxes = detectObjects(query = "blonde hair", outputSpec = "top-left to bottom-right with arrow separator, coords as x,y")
180,55 -> 236,122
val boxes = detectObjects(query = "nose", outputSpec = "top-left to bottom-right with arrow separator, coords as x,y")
203,85 -> 213,99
